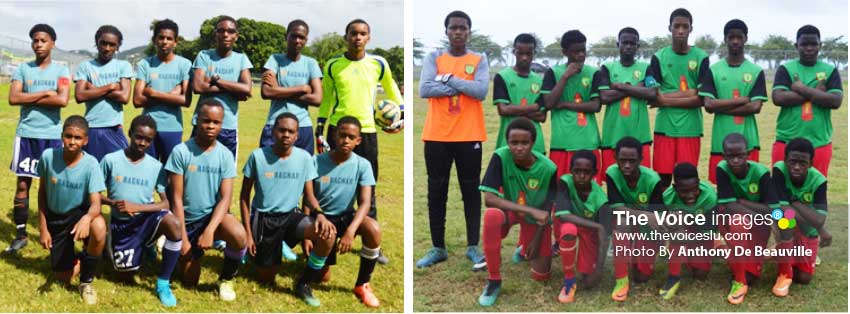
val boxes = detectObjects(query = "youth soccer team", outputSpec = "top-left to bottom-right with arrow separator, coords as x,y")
418,9 -> 842,306
7,16 -> 403,308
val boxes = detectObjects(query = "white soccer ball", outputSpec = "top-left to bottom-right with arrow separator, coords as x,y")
374,99 -> 402,130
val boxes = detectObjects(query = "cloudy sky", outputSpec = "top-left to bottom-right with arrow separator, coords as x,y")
0,0 -> 403,51
414,0 -> 848,48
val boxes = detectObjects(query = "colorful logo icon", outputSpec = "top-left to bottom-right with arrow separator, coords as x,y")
772,208 -> 797,230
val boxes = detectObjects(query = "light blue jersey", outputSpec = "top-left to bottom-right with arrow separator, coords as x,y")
191,49 -> 253,130
74,59 -> 134,127
37,148 -> 105,215
100,150 -> 167,220
12,61 -> 71,139
243,146 -> 317,213
262,54 -> 322,127
314,152 -> 375,216
164,139 -> 236,222
137,55 -> 192,132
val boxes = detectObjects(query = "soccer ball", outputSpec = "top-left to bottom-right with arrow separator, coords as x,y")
374,99 -> 402,130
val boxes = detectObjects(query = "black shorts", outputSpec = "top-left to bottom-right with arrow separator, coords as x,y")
323,212 -> 356,266
184,214 -> 214,260
46,209 -> 86,272
251,210 -> 311,267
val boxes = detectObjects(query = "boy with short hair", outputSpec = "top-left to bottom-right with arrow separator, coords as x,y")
493,33 -> 546,154
37,116 -> 106,304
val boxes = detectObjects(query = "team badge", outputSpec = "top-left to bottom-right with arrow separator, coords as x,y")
638,192 -> 648,204
688,60 -> 697,71
115,175 -> 124,183
188,165 -> 198,172
150,72 -> 159,80
802,192 -> 813,203
465,64 -> 475,74
633,70 -> 642,79
748,182 -> 759,194
90,72 -> 98,80
26,80 -> 33,86
321,176 -> 331,183
208,65 -> 215,74
581,77 -> 590,88
816,72 -> 826,81
527,178 -> 540,190
51,177 -> 58,184
264,172 -> 274,178
279,69 -> 288,77
743,73 -> 753,83
530,83 -> 540,94
585,210 -> 593,218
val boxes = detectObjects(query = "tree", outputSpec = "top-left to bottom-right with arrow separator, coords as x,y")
694,34 -> 718,56
754,34 -> 793,69
821,36 -> 848,69
639,36 -> 671,60
413,38 -> 424,65
193,16 -> 286,73
306,32 -> 347,69
590,36 -> 618,64
441,30 -> 503,66
143,19 -> 201,63
541,37 -> 563,63
369,46 -> 404,85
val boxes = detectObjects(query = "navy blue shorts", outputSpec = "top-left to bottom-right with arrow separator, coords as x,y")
45,208 -> 86,272
192,126 -> 238,159
9,136 -> 62,177
184,214 -> 223,260
84,125 -> 128,161
259,125 -> 314,155
108,211 -> 169,272
250,210 -> 310,267
146,131 -> 183,163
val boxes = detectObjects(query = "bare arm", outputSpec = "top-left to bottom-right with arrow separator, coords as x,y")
192,69 -> 221,94
202,177 -> 234,241
655,90 -> 701,108
526,110 -> 546,122
497,103 -> 540,116
771,89 -> 807,107
704,96 -> 748,113
260,70 -> 309,99
8,80 -> 51,105
75,80 -> 117,103
104,78 -> 131,104
719,100 -> 763,115
212,69 -> 252,98
792,81 -> 842,109
552,98 -> 601,113
134,79 -> 188,108
298,77 -> 323,106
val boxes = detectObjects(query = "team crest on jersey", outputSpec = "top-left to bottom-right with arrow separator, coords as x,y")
264,172 -> 274,178
150,72 -> 159,80
585,210 -> 593,218
633,70 -> 642,79
51,177 -> 58,184
115,175 -> 124,183
688,60 -> 697,71
321,176 -> 331,183
527,178 -> 540,190
748,182 -> 759,194
802,192 -> 813,203
530,83 -> 540,94
91,72 -> 99,80
465,64 -> 474,74
743,73 -> 753,83
816,72 -> 826,81
26,80 -> 33,86
279,69 -> 288,77
581,77 -> 590,88
638,192 -> 648,204
207,65 -> 215,74
188,165 -> 198,172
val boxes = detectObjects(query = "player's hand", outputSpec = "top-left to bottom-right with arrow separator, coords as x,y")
611,82 -> 625,90
115,200 -> 139,216
181,239 -> 192,256
303,239 -> 313,256
314,214 -> 336,239
791,80 -> 808,94
246,237 -> 257,256
143,86 -> 154,97
816,80 -> 826,91
110,82 -> 121,91
262,72 -> 277,87
197,230 -> 214,249
564,63 -> 583,78
819,229 -> 832,247
302,84 -> 312,94
71,215 -> 92,241
338,231 -> 355,254
170,84 -> 183,95
529,209 -> 549,225
39,228 -> 52,249
382,119 -> 403,134
44,90 -> 58,97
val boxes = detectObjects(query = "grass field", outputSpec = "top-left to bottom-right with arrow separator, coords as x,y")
412,77 -> 848,312
0,83 -> 403,312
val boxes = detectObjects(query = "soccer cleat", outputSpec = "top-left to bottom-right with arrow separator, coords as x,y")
772,273 -> 792,297
156,279 -> 177,307
296,283 -> 320,307
815,254 -> 821,266
218,280 -> 236,301
79,282 -> 97,305
281,242 -> 297,261
416,247 -> 448,268
658,276 -> 680,300
727,280 -> 747,305
611,277 -> 629,302
511,245 -> 525,263
478,280 -> 501,306
4,237 -> 28,254
466,246 -> 486,271
213,240 -> 226,251
354,283 -> 380,308
377,250 -> 389,265
558,278 -> 577,303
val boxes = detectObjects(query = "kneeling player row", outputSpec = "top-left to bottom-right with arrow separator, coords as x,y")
35,101 -> 382,308
477,118 -> 829,306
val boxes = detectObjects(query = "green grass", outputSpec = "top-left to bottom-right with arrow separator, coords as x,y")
0,84 -> 403,312
412,78 -> 848,312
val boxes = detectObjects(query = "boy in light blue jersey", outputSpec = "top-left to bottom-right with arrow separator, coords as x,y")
74,25 -> 134,161
100,115 -> 183,307
165,99 -> 247,301
239,112 -> 336,307
36,116 -> 106,305
313,116 -> 382,308
133,19 -> 192,163
260,19 -> 323,153
191,15 -> 253,158
7,24 -> 71,254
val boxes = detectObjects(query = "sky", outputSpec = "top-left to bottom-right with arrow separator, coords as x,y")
0,0 -> 403,52
414,0 -> 848,49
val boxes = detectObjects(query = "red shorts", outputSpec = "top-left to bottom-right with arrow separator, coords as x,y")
721,216 -> 771,277
771,142 -> 832,178
789,228 -> 820,275
708,150 -> 759,184
633,239 -> 659,276
557,221 -> 601,275
669,236 -> 713,272
601,144 -> 651,176
652,134 -> 701,175
501,211 -> 553,258
550,149 -> 603,184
